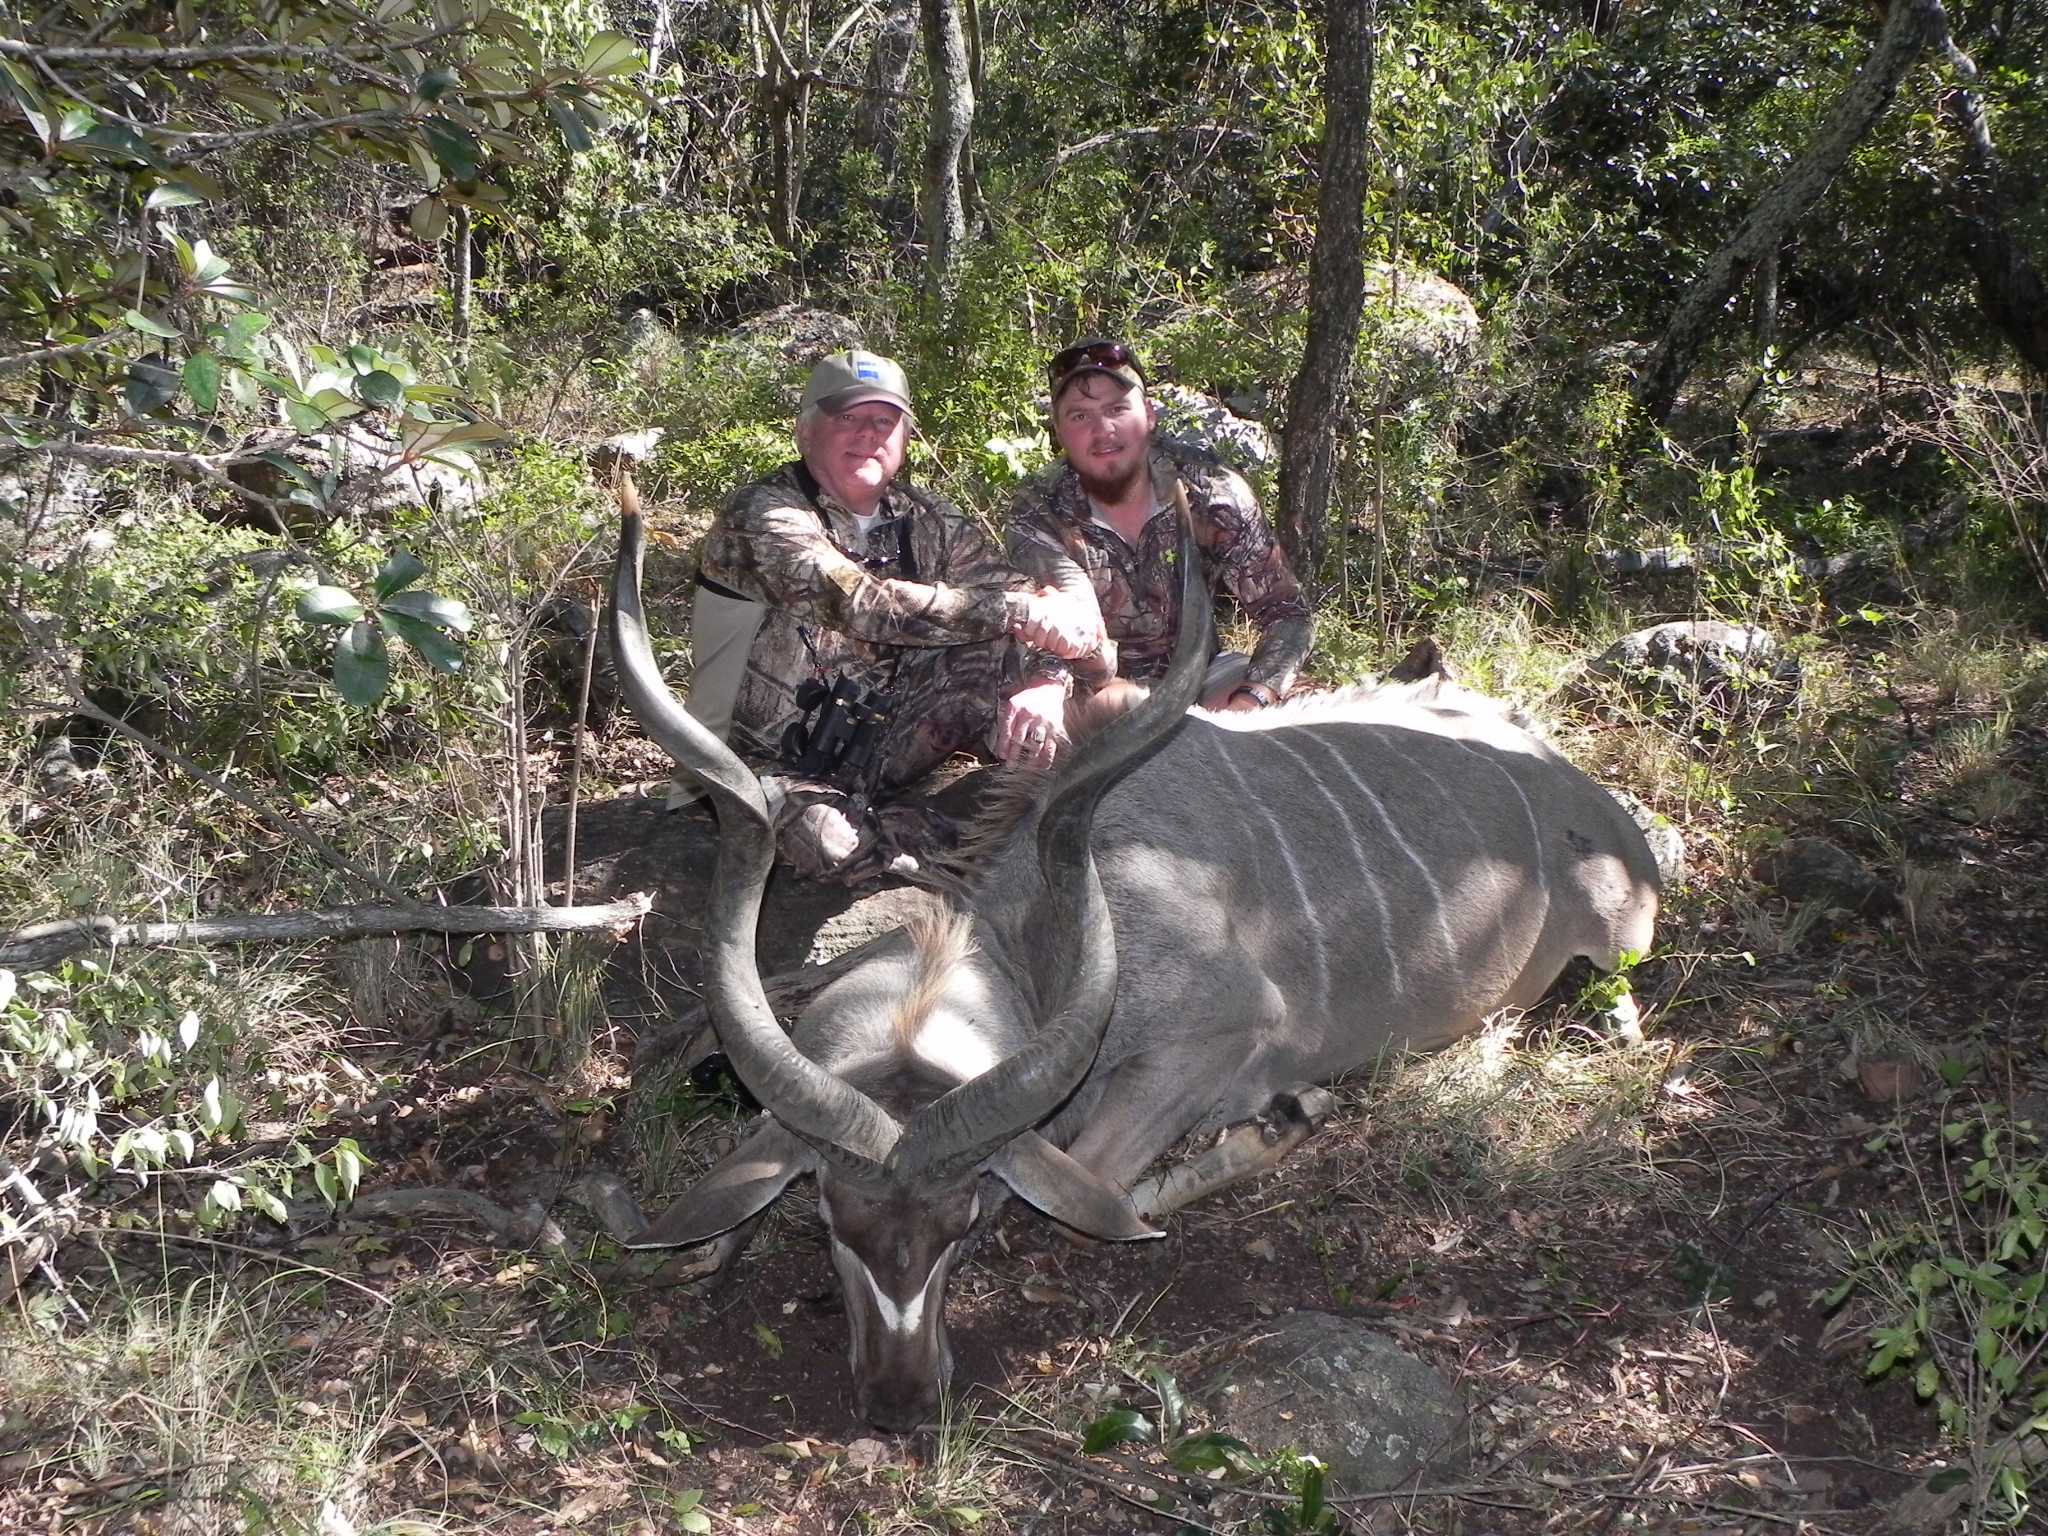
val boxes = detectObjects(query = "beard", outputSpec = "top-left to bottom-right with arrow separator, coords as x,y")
1072,454 -> 1150,506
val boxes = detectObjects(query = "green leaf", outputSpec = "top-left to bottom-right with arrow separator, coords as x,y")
358,369 -> 405,408
145,182 -> 209,210
1925,1465 -> 1972,1494
82,123 -> 167,168
124,357 -> 182,415
382,587 -> 471,632
334,619 -> 390,706
123,307 -> 181,339
224,309 -> 270,352
1165,1431 -> 1255,1474
183,352 -> 221,413
1079,1408 -> 1156,1453
284,398 -> 328,434
580,30 -> 645,76
399,418 -> 507,463
373,551 -> 429,600
380,611 -> 465,673
547,95 -> 595,154
416,64 -> 462,102
420,118 -> 481,182
409,195 -> 448,241
296,585 -> 366,626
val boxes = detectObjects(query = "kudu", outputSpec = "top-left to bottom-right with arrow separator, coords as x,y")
612,497 -> 1662,1432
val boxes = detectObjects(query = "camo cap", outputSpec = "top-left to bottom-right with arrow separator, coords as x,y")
799,349 -> 914,418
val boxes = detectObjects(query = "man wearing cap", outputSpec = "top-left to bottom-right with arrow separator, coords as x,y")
1006,338 -> 1312,715
679,348 -> 1100,883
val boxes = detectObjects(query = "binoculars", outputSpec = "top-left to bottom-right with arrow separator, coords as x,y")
780,675 -> 892,785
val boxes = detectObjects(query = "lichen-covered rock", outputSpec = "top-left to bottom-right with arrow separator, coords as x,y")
1204,1312 -> 1465,1492
733,305 -> 865,367
1151,383 -> 1275,468
1756,836 -> 1898,914
1590,620 -> 1800,706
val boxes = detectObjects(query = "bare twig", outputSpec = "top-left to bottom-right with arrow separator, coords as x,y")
1021,124 -> 1261,191
32,434 -> 295,516
0,893 -> 652,972
0,337 -> 120,374
88,1226 -> 397,1307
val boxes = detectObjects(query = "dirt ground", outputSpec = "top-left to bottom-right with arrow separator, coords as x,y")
255,675 -> 2042,1536
26,684 -> 2034,1536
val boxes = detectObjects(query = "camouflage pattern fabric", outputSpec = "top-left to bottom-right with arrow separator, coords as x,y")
1005,437 -> 1313,693
693,461 -> 1051,881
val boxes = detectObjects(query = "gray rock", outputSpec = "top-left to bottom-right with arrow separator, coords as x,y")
1151,384 -> 1275,468
733,305 -> 865,367
1204,1312 -> 1465,1492
1608,789 -> 1686,888
1756,837 -> 1899,914
1590,621 -> 1800,706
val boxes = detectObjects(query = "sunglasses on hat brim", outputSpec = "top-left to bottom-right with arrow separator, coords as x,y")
1048,339 -> 1146,396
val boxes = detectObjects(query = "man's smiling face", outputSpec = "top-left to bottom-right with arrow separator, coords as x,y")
1052,372 -> 1156,503
797,400 -> 910,511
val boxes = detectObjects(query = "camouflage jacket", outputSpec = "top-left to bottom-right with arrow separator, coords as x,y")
696,461 -> 1055,766
1005,438 -> 1313,691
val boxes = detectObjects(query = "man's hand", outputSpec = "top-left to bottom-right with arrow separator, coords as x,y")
997,680 -> 1069,769
1011,586 -> 1103,661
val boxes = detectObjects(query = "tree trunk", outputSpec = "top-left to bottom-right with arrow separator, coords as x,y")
919,0 -> 974,315
1277,0 -> 1377,582
450,203 -> 472,360
1933,10 -> 2048,377
1631,0 -> 1939,423
854,0 -> 918,180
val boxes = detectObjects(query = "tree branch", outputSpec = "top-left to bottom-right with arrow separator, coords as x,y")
1630,0 -> 1940,421
167,109 -> 408,164
32,434 -> 293,516
0,893 -> 652,972
0,25 -> 472,69
0,338 -> 118,374
1020,124 -> 1261,191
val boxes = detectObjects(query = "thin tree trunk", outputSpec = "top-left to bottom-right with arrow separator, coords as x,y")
854,0 -> 918,179
919,0 -> 974,315
1933,8 -> 2048,377
450,203 -> 472,361
1277,0 -> 1377,583
1631,0 -> 1939,423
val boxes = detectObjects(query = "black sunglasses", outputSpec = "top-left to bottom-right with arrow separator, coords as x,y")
1048,339 -> 1145,393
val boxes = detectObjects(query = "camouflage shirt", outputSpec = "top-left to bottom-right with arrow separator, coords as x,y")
1005,438 -> 1313,691
697,460 -> 1056,772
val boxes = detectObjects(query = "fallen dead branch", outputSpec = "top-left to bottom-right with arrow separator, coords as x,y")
0,893 -> 653,972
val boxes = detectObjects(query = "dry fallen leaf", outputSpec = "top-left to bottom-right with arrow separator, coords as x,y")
1021,1284 -> 1079,1306
1858,1057 -> 1927,1102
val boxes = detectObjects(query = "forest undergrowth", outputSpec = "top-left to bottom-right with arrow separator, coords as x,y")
5,0 -> 2048,1527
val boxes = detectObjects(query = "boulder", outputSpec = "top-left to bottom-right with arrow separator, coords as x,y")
1204,1312 -> 1465,1492
1151,384 -> 1275,468
1589,621 -> 1799,707
733,305 -> 865,367
1755,837 -> 1898,914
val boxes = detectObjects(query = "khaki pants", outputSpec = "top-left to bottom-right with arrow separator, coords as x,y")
665,585 -> 768,809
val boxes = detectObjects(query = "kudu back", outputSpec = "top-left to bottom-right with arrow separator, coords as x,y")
612,493 -> 1662,1431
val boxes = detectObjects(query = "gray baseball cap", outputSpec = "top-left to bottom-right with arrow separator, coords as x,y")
799,349 -> 914,417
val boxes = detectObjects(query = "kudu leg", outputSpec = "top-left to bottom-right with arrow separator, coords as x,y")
1126,1086 -> 1335,1222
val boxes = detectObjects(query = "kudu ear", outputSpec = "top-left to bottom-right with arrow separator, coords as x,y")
992,1132 -> 1163,1242
626,1119 -> 817,1249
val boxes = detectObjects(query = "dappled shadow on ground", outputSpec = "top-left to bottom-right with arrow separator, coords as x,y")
13,690 -> 2044,1535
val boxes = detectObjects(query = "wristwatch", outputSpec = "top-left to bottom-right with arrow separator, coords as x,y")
1231,682 -> 1281,708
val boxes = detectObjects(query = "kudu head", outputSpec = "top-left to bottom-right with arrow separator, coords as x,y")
609,476 -> 1212,1429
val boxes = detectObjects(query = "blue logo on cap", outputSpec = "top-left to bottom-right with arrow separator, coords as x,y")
855,360 -> 881,381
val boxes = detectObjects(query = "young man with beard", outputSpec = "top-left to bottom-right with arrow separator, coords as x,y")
680,348 -> 1099,883
1005,339 -> 1312,733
